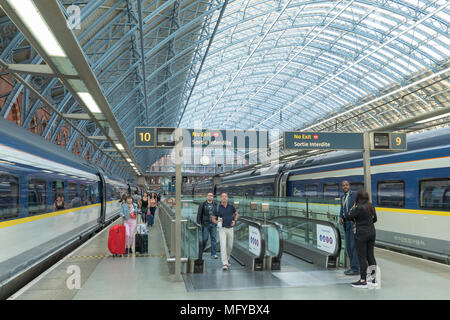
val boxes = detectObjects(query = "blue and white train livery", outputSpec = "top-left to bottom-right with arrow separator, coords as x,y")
0,118 -> 132,298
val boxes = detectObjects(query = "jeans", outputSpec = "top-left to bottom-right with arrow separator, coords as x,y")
344,221 -> 360,272
218,227 -> 234,266
355,230 -> 377,280
202,223 -> 217,256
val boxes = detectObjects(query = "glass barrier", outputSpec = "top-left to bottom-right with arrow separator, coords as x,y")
271,216 -> 341,258
233,218 -> 265,259
159,200 -> 203,268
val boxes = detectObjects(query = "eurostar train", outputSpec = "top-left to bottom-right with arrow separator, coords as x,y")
187,126 -> 450,264
0,119 -> 136,298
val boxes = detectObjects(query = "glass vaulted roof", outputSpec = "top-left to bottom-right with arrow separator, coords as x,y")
178,0 -> 449,132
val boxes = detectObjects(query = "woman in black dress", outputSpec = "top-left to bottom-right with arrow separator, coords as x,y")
346,189 -> 378,288
139,191 -> 149,223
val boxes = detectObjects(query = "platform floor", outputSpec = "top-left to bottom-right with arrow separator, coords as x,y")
9,211 -> 450,300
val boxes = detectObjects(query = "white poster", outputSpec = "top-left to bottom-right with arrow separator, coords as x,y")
249,226 -> 261,256
316,224 -> 337,254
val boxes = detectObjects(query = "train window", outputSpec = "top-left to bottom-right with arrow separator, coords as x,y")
0,173 -> 19,220
112,186 -> 121,200
92,182 -> 100,203
377,181 -> 405,208
305,184 -> 318,198
420,179 -> 450,210
28,178 -> 47,215
350,182 -> 364,193
323,183 -> 339,199
52,180 -> 66,211
68,182 -> 80,208
80,184 -> 89,206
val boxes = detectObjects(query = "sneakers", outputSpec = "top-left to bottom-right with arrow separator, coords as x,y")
212,255 -> 218,259
351,280 -> 368,288
222,265 -> 228,271
228,260 -> 231,266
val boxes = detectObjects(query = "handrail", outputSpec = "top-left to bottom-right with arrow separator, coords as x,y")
187,216 -> 203,261
243,216 -> 283,262
235,217 -> 266,262
270,215 -> 342,258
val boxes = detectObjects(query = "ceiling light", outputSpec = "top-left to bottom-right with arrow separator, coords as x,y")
415,112 -> 450,124
116,143 -> 124,151
78,92 -> 101,113
6,0 -> 66,58
127,158 -> 132,162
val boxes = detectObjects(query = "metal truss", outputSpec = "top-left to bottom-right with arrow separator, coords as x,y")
1,0 -> 449,176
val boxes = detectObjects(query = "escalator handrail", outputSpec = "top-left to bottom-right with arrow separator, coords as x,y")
236,217 -> 266,262
186,216 -> 203,261
244,216 -> 283,262
270,215 -> 342,258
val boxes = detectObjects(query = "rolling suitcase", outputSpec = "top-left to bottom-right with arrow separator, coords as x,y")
135,233 -> 148,254
108,224 -> 126,256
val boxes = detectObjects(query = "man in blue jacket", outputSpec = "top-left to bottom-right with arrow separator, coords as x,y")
339,180 -> 359,275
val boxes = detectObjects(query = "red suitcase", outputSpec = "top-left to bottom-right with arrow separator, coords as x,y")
108,224 -> 126,255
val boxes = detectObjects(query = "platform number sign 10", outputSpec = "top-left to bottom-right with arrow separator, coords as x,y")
135,127 -> 156,147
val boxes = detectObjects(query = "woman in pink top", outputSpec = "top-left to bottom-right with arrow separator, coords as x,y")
120,195 -> 138,254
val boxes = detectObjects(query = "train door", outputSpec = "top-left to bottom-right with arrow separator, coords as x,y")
276,172 -> 289,197
97,173 -> 106,225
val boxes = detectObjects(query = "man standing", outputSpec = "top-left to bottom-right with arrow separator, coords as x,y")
196,192 -> 218,259
339,180 -> 359,275
213,192 -> 239,270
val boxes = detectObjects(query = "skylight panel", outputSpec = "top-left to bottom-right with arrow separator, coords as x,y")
419,44 -> 444,60
426,40 -> 450,56
388,60 -> 409,75
370,72 -> 390,86
396,57 -> 418,72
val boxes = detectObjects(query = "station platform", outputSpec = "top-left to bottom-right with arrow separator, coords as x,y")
8,209 -> 450,300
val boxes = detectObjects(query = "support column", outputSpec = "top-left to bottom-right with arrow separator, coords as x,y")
174,128 -> 183,281
363,132 -> 372,202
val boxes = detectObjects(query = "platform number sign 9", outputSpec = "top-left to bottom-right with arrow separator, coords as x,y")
135,127 -> 156,147
390,133 -> 407,150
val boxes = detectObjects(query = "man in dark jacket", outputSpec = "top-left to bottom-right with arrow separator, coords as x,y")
339,180 -> 360,275
196,192 -> 218,259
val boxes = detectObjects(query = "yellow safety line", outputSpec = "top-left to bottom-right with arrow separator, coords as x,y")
0,200 -> 120,229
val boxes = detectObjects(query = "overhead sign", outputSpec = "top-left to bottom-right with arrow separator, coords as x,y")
183,129 -> 269,149
135,127 -> 175,148
371,132 -> 407,151
316,224 -> 337,254
249,226 -> 261,256
135,127 -> 156,147
135,127 -> 269,149
284,131 -> 363,150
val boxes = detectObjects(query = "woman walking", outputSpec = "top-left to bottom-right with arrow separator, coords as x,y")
120,195 -> 138,254
346,189 -> 378,288
139,191 -> 149,223
146,192 -> 157,228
